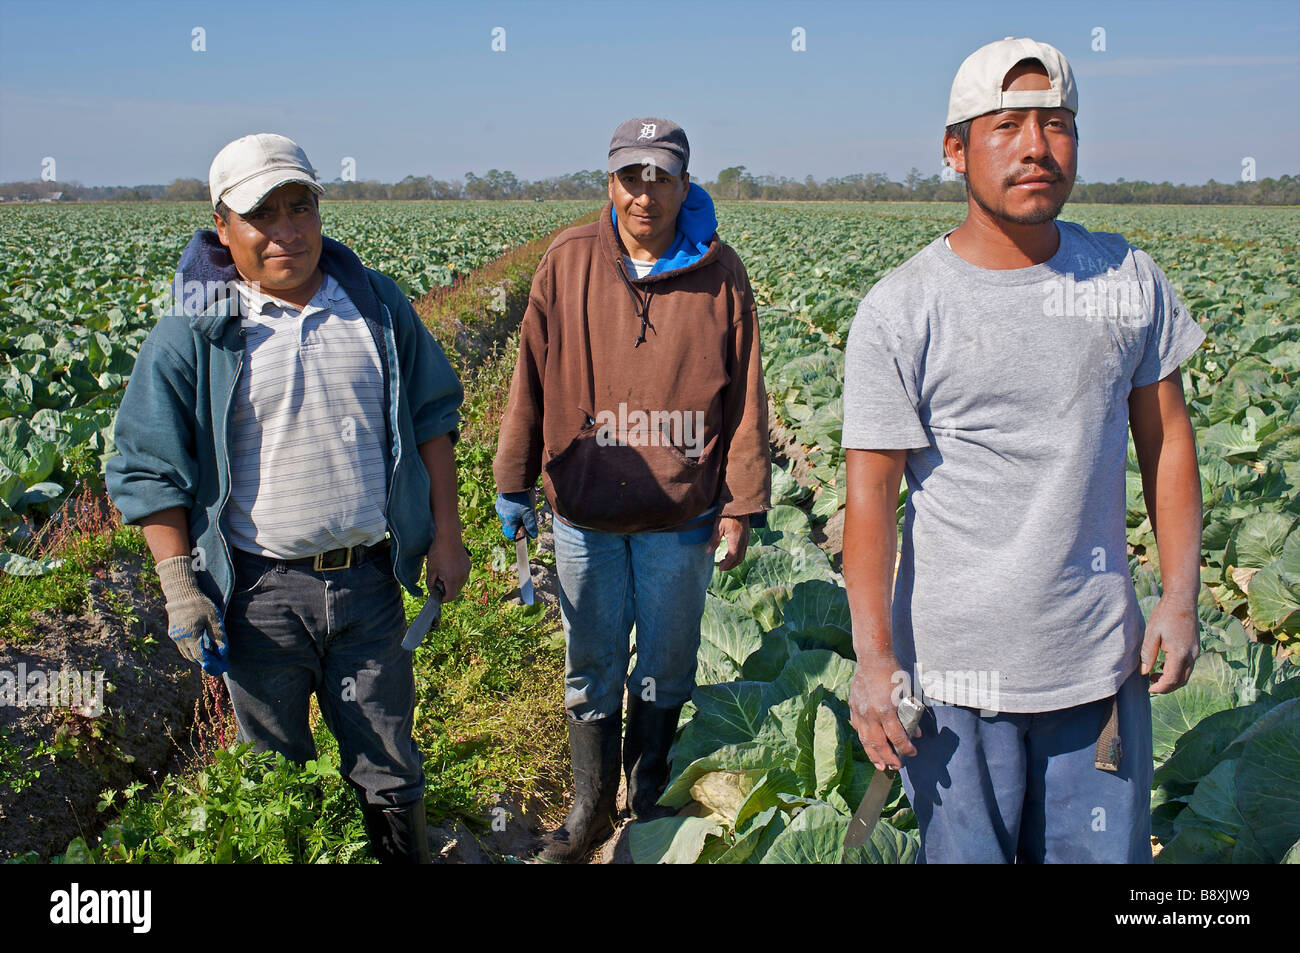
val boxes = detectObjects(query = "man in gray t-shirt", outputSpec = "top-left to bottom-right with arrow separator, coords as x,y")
842,38 -> 1205,863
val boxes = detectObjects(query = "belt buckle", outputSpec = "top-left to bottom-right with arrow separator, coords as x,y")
313,547 -> 352,571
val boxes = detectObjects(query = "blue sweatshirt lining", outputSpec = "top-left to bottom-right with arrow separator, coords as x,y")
611,182 -> 718,277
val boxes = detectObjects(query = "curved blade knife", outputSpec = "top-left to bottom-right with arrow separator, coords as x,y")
841,695 -> 926,860
401,579 -> 445,651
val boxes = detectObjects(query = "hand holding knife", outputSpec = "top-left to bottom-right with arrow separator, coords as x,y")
494,491 -> 538,606
403,541 -> 471,652
841,695 -> 926,861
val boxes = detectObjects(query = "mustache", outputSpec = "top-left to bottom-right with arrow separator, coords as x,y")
1004,166 -> 1064,187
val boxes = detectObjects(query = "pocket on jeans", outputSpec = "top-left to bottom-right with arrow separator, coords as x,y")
352,552 -> 402,606
232,559 -> 274,597
359,550 -> 397,581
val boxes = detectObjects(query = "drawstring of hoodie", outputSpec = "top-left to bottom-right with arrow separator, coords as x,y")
616,259 -> 656,348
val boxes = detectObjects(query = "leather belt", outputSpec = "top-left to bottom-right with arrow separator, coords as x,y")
237,538 -> 391,573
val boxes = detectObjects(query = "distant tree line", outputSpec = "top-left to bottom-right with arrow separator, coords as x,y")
0,170 -> 610,204
707,165 -> 1300,205
2,167 -> 1297,205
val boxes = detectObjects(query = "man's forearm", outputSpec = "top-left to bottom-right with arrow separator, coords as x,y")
491,303 -> 547,494
140,507 -> 191,563
419,434 -> 463,542
1131,375 -> 1203,606
843,450 -> 906,661
1143,429 -> 1203,604
718,303 -> 771,518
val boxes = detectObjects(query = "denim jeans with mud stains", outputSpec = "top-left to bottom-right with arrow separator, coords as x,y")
899,664 -> 1154,863
553,514 -> 718,721
221,546 -> 425,808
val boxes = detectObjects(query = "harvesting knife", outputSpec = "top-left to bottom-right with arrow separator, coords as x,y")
401,579 -> 446,651
840,695 -> 926,861
515,534 -> 535,605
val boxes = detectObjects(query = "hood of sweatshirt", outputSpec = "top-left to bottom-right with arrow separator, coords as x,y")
606,182 -> 719,280
174,229 -> 381,340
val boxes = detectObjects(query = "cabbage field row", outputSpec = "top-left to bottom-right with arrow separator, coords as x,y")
0,201 -> 596,572
630,203 -> 1300,864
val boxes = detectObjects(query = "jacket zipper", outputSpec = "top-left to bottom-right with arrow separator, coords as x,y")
379,302 -> 404,571
217,326 -> 245,613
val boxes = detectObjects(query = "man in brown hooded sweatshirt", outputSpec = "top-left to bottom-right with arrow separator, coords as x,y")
494,117 -> 771,861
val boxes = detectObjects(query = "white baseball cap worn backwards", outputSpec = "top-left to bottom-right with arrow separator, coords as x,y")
947,36 -> 1078,127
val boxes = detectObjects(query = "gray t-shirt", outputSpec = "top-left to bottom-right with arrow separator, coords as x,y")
843,221 -> 1205,712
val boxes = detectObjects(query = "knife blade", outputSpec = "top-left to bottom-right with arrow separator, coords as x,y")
515,536 -> 534,605
841,695 -> 926,859
401,579 -> 445,651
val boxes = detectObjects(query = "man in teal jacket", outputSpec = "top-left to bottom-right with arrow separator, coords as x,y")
106,133 -> 468,863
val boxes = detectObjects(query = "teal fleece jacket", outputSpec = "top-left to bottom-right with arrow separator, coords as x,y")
105,230 -> 463,608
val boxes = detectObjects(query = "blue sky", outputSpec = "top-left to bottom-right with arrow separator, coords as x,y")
1,0 -> 1297,186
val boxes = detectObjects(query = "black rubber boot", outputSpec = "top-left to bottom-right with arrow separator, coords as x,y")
361,801 -> 432,864
624,695 -> 685,821
535,714 -> 621,863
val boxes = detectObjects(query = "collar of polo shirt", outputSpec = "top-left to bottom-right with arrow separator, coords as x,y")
240,271 -> 346,317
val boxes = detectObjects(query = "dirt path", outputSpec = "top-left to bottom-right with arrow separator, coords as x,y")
0,554 -> 209,861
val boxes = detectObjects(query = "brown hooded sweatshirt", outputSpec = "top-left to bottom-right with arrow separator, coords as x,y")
493,202 -> 771,533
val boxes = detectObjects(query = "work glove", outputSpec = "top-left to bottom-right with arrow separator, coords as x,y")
495,491 -> 538,541
156,555 -> 229,676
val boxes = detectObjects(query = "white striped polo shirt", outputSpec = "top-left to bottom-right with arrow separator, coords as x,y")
225,273 -> 390,559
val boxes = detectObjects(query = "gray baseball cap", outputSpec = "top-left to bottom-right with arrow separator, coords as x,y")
608,117 -> 689,177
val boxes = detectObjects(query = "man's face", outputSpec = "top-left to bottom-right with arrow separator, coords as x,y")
608,165 -> 689,251
946,62 -> 1077,226
213,182 -> 322,293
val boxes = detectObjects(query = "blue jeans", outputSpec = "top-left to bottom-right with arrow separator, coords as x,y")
553,516 -> 717,721
899,665 -> 1154,863
221,546 -> 424,808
